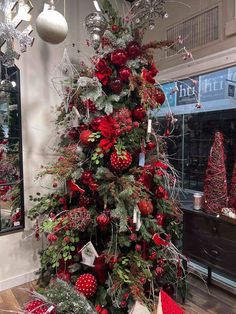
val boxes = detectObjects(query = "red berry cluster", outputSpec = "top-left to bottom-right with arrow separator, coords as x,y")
113,108 -> 133,135
75,273 -> 97,298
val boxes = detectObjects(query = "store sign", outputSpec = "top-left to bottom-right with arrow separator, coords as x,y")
176,77 -> 198,106
199,68 -> 227,102
158,65 -> 236,115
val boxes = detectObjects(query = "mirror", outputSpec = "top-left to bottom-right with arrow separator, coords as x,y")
0,62 -> 24,233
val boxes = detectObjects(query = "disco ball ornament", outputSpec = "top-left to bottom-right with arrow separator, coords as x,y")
36,8 -> 68,44
85,12 -> 107,50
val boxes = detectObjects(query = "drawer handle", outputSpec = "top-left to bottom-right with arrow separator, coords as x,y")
212,226 -> 217,232
211,249 -> 219,256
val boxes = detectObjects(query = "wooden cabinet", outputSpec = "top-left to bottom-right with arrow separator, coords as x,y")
182,207 -> 236,280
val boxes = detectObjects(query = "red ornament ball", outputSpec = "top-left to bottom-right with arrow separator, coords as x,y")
119,67 -> 131,81
80,130 -> 93,145
110,78 -> 123,94
111,49 -> 128,67
127,41 -> 141,59
154,88 -> 165,105
155,266 -> 165,278
96,212 -> 111,229
24,300 -> 56,314
110,150 -> 132,171
133,105 -> 146,121
138,200 -> 154,216
75,273 -> 97,298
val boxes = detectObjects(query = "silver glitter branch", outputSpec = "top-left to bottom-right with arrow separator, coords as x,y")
0,0 -> 34,67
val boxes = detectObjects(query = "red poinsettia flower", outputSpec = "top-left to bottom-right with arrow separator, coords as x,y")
95,58 -> 113,86
141,64 -> 159,84
154,161 -> 168,169
98,116 -> 118,150
95,67 -> 112,86
95,58 -> 108,72
155,186 -> 169,200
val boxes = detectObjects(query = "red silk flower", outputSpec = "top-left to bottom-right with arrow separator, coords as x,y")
142,64 -> 159,84
98,116 -> 118,150
95,58 -> 112,86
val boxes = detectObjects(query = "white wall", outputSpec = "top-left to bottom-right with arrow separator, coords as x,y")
0,0 -> 97,290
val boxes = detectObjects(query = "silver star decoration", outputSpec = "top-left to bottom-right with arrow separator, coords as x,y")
130,0 -> 168,30
0,0 -> 34,67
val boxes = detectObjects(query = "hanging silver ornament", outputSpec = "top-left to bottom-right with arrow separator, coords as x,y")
85,12 -> 107,50
130,0 -> 167,30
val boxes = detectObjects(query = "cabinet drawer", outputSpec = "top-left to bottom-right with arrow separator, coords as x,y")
183,210 -> 236,278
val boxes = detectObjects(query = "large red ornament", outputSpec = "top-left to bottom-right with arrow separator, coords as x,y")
110,78 -> 123,94
24,300 -> 56,314
80,130 -> 93,145
119,67 -> 131,81
133,105 -> 146,121
127,41 -> 141,59
96,212 -> 111,229
110,150 -> 132,171
154,88 -> 165,105
111,49 -> 128,67
138,200 -> 154,216
75,273 -> 97,298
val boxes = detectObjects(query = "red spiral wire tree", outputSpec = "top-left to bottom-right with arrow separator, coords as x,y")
203,131 -> 228,214
229,161 -> 236,211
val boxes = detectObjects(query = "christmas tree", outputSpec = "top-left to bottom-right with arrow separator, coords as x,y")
203,131 -> 228,214
229,161 -> 236,211
27,1 -> 187,313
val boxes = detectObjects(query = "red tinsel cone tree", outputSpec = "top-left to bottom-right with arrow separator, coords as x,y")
204,131 -> 228,213
229,161 -> 236,211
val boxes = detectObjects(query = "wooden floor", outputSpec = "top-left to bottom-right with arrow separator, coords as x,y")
0,277 -> 235,313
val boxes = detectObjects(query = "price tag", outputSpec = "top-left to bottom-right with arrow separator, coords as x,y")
139,152 -> 145,167
147,119 -> 152,133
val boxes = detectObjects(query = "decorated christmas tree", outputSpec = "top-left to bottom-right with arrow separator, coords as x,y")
26,1 -> 187,313
203,131 -> 228,214
229,161 -> 236,211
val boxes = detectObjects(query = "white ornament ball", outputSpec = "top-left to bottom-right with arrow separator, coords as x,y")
36,9 -> 68,44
